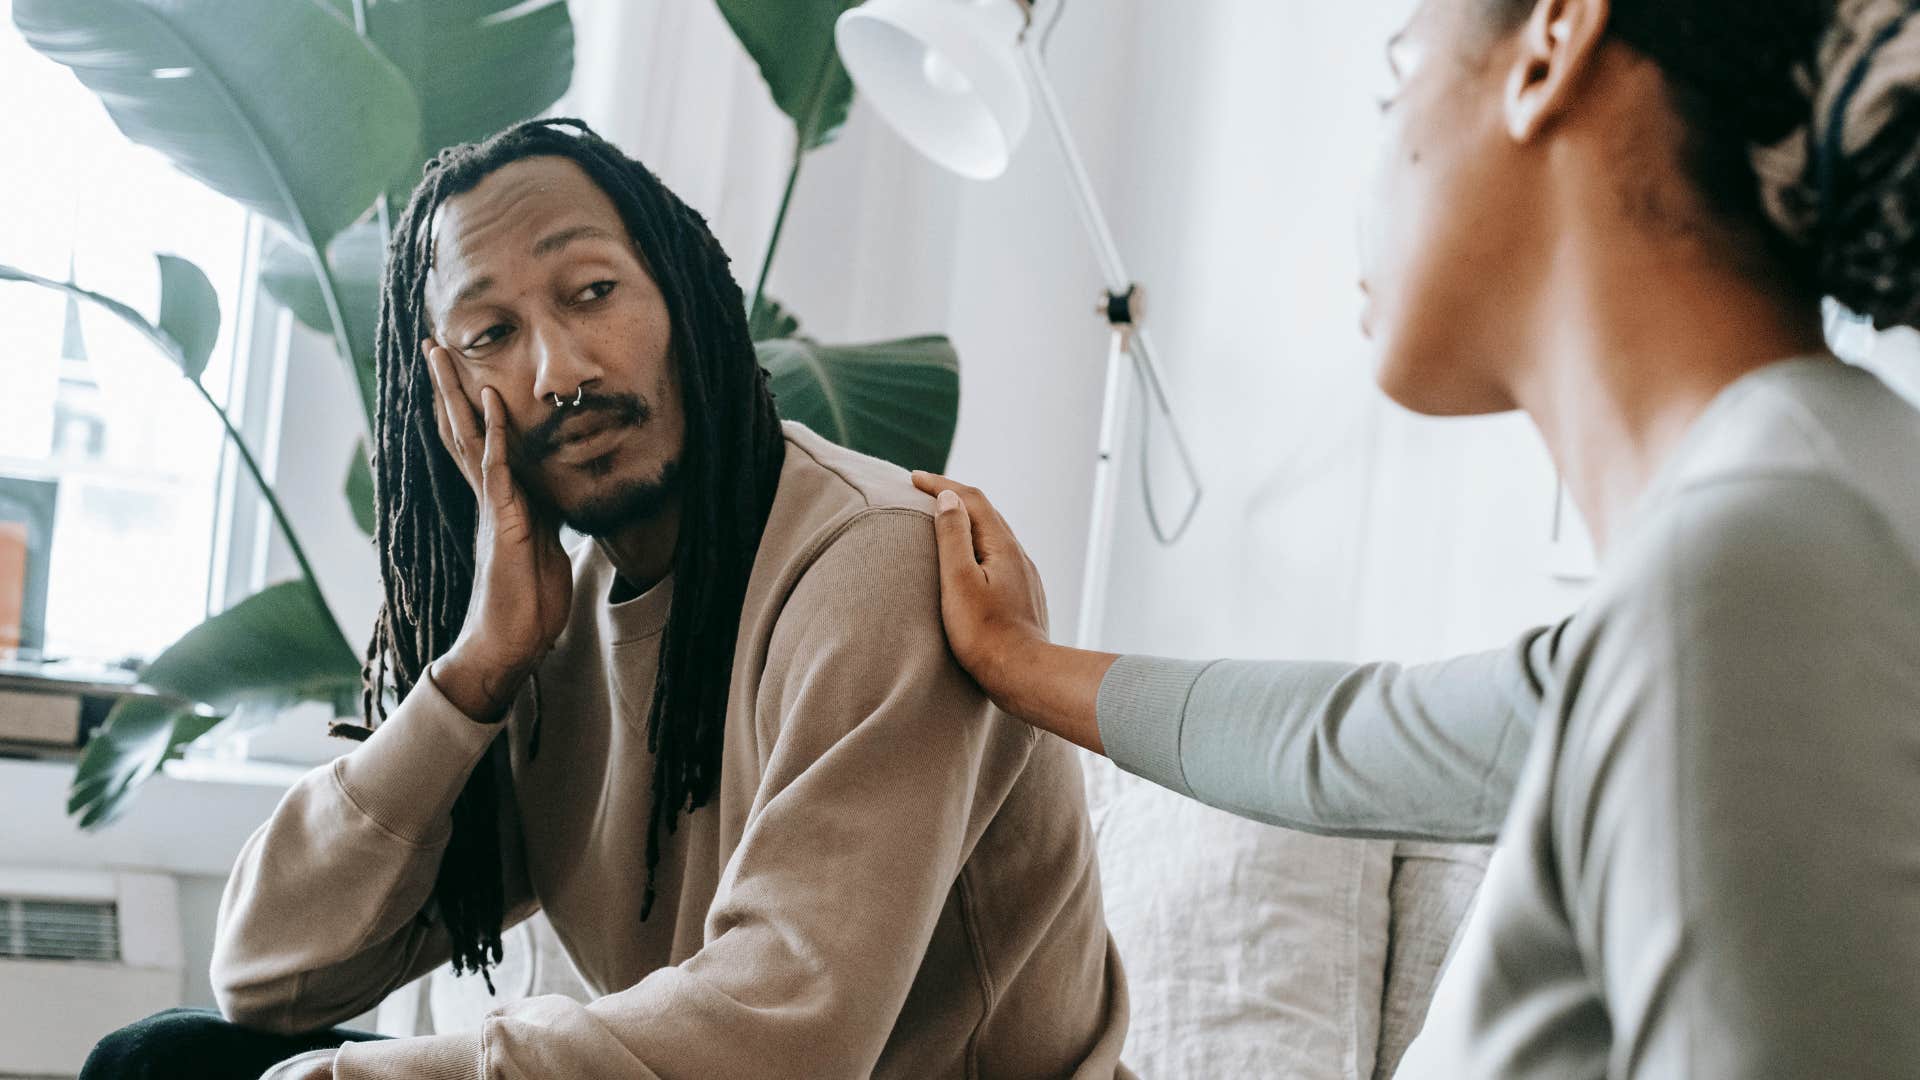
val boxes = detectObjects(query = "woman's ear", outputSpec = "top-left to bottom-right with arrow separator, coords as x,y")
1505,0 -> 1610,142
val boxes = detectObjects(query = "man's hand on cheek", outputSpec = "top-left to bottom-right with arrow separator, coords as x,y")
422,341 -> 575,721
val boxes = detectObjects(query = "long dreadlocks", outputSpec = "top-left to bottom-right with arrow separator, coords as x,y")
355,118 -> 786,985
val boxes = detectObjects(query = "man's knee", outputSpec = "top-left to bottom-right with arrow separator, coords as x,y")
81,1008 -> 238,1080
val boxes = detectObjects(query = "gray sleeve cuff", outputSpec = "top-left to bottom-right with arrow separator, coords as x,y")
1095,656 -> 1216,797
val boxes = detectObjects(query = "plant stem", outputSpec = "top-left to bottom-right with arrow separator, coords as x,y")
335,0 -> 386,433
750,148 -> 805,321
187,377 -> 353,656
751,32 -> 847,320
308,240 -> 378,436
0,270 -> 355,655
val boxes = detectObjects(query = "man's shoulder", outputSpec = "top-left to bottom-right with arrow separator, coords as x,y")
777,421 -> 938,516
747,423 -> 942,606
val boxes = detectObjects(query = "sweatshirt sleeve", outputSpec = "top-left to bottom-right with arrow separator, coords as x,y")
209,669 -> 537,1037
1096,622 -> 1562,843
335,509 -> 1036,1080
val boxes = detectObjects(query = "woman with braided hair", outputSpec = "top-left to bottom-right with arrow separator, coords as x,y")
918,0 -> 1920,1076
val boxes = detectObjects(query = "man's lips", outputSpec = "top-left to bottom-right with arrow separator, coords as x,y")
548,416 -> 626,465
554,411 -> 618,445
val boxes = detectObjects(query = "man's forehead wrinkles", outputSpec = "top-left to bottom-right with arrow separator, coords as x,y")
425,161 -> 628,326
434,224 -> 621,320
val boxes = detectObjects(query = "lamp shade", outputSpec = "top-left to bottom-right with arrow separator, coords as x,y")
835,0 -> 1032,180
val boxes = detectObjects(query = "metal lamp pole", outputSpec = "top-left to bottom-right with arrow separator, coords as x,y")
1014,19 -> 1204,649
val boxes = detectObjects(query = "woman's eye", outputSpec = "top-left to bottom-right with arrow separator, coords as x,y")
573,280 -> 617,304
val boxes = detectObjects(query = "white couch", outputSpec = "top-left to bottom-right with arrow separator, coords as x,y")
384,755 -> 1485,1079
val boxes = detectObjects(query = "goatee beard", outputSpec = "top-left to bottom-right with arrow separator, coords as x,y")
556,457 -> 682,538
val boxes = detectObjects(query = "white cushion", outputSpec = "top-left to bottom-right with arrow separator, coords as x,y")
1087,755 -> 1396,1080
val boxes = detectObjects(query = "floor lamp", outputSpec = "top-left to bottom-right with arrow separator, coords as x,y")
836,0 -> 1203,649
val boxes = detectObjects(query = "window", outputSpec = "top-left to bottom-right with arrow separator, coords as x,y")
0,0 -> 253,665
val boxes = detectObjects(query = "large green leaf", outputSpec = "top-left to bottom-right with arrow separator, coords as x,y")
749,295 -> 802,342
13,0 -> 422,252
352,0 -> 575,176
717,0 -> 859,151
2,260 -> 194,374
346,439 -> 376,538
138,580 -> 361,713
65,580 -> 363,828
760,334 -> 961,473
68,697 -> 221,829
155,253 -> 221,382
261,224 -> 384,416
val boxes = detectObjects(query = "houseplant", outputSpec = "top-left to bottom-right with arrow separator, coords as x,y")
4,0 -> 960,825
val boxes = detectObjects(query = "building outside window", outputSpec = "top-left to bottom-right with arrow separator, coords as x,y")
0,0 -> 254,668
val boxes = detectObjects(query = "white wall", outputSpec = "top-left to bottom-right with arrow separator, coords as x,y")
772,0 -> 1155,637
767,0 -> 1586,663
1091,0 -> 1586,664
0,757 -> 289,1013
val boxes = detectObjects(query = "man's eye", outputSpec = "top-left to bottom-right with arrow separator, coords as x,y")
573,280 -> 617,304
465,325 -> 511,352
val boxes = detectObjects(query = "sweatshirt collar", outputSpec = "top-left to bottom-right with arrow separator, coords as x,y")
589,539 -> 673,645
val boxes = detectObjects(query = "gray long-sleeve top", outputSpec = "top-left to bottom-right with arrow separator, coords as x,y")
1098,359 -> 1920,1079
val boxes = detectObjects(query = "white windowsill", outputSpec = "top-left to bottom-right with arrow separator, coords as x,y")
0,756 -> 291,879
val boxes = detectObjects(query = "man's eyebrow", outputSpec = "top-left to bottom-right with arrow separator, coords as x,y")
531,224 -> 620,258
449,274 -> 496,315
442,226 -> 621,316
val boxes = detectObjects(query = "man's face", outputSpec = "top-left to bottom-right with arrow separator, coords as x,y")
423,155 -> 686,534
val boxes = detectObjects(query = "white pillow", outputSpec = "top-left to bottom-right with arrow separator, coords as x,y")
1088,756 -> 1395,1080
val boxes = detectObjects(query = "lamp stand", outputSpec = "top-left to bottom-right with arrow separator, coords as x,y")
1017,39 -> 1203,650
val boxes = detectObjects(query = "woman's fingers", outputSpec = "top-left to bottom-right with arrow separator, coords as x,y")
911,471 -> 957,497
917,472 -> 1056,709
914,471 -> 1020,562
932,489 -> 984,588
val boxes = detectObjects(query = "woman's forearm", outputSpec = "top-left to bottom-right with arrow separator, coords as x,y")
1095,625 -> 1562,842
989,641 -> 1120,755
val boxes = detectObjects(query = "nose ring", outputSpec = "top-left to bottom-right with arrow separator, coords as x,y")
549,386 -> 585,409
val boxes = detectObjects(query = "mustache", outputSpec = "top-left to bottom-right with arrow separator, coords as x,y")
518,391 -> 652,463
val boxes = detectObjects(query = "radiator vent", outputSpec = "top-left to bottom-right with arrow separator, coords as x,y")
0,896 -> 120,963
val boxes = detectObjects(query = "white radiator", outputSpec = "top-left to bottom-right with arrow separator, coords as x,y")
0,868 -> 182,1077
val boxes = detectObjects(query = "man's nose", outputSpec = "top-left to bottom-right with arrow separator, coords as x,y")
530,323 -> 606,405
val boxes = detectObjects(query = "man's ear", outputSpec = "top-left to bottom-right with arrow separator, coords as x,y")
1505,0 -> 1610,142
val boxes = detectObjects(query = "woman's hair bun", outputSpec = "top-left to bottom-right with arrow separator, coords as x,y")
1753,0 -> 1920,330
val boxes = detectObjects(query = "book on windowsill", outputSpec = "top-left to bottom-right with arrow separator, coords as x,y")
0,653 -> 150,759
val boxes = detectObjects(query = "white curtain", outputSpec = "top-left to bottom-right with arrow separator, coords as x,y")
559,0 -> 795,295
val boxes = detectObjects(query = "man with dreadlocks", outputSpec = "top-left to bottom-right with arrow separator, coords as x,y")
81,118 -> 1129,1080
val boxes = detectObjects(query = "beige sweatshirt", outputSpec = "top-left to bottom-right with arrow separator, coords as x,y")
211,423 -> 1130,1079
